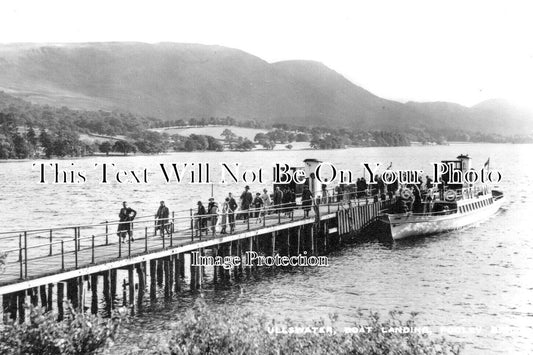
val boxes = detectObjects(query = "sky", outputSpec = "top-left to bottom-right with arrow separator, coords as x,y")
1,0 -> 532,109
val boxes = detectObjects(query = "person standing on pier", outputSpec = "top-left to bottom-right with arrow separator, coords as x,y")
425,175 -> 434,190
273,186 -> 283,213
361,177 -> 368,197
376,175 -> 386,200
282,187 -> 291,216
302,185 -> 313,217
321,180 -> 329,204
155,201 -> 170,236
240,185 -> 253,222
221,198 -> 229,234
197,201 -> 207,235
228,193 -> 237,233
261,188 -> 271,212
117,201 -> 137,243
356,178 -> 364,198
208,199 -> 218,235
253,192 -> 264,222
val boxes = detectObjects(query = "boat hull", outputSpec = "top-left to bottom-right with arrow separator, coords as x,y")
380,197 -> 504,240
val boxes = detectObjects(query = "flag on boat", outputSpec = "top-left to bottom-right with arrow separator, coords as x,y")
484,158 -> 490,170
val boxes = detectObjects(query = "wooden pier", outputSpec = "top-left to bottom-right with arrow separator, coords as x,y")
0,192 -> 393,323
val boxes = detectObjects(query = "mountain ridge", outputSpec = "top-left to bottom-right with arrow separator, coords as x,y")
0,42 -> 531,134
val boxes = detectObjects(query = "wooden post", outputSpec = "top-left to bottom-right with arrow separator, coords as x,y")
169,256 -> 174,294
18,234 -> 22,279
17,291 -> 25,323
164,257 -> 170,299
39,285 -> 47,309
74,228 -> 78,269
174,254 -> 180,292
172,211 -> 175,233
78,277 -> 84,311
150,259 -> 157,303
24,232 -> 28,279
249,237 -> 253,270
28,288 -> 37,307
110,269 -> 117,303
128,266 -> 135,315
179,253 -> 185,277
47,284 -> 53,312
323,222 -> 328,251
297,227 -> 301,255
57,283 -> 64,321
66,279 -> 78,310
190,253 -> 196,290
103,271 -> 111,315
190,209 -> 194,241
122,280 -> 127,307
199,249 -> 204,286
212,246 -> 219,283
197,249 -> 202,287
2,293 -> 12,322
118,232 -> 122,258
170,226 -> 173,247
311,226 -> 315,255
8,293 -> 17,321
286,230 -> 290,256
157,258 -> 164,286
145,227 -> 148,252
91,274 -> 98,314
61,240 -> 65,271
137,263 -> 146,312
105,221 -> 109,245
91,235 -> 95,264
234,242 -> 241,277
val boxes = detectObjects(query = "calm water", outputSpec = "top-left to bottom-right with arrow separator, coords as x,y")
1,144 -> 532,354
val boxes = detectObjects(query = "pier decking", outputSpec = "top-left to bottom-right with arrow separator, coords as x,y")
0,193 -> 393,322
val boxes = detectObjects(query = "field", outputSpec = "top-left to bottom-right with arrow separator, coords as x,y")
150,125 -> 268,141
78,133 -> 126,144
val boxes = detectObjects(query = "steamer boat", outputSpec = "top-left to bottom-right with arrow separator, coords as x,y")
379,155 -> 504,240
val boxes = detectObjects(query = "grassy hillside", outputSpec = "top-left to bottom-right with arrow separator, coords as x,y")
0,42 -> 531,134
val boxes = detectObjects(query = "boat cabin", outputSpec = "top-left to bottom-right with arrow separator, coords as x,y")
272,159 -> 324,202
440,154 -> 472,190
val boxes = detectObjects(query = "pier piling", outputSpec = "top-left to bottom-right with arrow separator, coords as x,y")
0,191 -> 394,322
91,274 -> 98,314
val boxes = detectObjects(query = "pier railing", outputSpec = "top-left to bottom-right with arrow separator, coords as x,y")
0,186 -> 392,283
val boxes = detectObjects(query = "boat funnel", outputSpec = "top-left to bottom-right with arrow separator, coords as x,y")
456,154 -> 472,173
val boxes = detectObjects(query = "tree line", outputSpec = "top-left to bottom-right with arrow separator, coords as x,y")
1,90 -> 531,159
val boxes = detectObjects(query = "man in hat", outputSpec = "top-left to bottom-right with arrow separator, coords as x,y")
208,199 -> 218,235
228,192 -> 237,233
196,201 -> 207,235
117,201 -> 137,243
273,186 -> 283,213
240,185 -> 253,222
301,186 -> 313,217
253,192 -> 264,222
261,188 -> 271,213
208,197 -> 215,211
155,201 -> 170,236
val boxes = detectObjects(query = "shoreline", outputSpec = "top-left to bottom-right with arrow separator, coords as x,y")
0,141 -> 530,162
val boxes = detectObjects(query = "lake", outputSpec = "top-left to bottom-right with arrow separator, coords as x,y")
1,144 -> 532,354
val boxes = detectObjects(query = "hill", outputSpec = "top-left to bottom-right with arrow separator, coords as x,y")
0,42 -> 531,134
